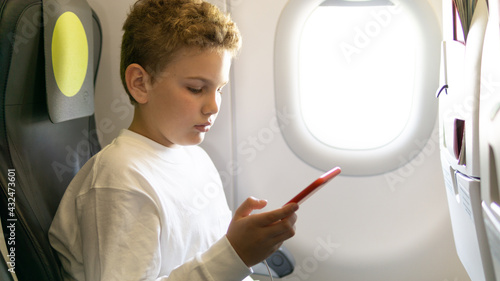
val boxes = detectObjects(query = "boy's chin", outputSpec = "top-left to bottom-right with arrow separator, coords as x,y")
181,135 -> 206,146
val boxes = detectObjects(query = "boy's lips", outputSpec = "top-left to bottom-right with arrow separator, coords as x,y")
194,122 -> 212,132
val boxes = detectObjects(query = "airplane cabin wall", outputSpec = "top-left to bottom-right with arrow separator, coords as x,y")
87,0 -> 470,280
226,0 -> 468,280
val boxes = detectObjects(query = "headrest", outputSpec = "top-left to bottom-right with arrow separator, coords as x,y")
43,0 -> 94,123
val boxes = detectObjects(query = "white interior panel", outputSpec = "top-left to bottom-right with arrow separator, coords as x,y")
480,0 -> 500,279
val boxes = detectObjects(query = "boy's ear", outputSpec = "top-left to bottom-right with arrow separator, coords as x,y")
125,63 -> 150,104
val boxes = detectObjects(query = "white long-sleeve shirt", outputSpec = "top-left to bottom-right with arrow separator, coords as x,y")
49,129 -> 253,281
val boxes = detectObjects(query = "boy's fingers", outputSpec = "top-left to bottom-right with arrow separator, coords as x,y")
266,213 -> 298,236
259,217 -> 297,250
256,203 -> 299,226
271,227 -> 296,244
233,197 -> 268,219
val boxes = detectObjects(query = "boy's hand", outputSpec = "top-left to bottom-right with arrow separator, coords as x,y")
226,197 -> 299,267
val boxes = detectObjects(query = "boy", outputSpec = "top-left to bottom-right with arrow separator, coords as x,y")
48,0 -> 298,280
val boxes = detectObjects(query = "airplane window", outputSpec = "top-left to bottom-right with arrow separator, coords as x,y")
300,1 -> 415,150
275,0 -> 441,175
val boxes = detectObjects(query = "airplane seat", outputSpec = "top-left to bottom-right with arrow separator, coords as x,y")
438,0 -> 496,280
480,0 -> 500,279
0,0 -> 102,280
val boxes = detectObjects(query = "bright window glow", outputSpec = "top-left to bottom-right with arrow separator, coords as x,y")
275,0 -> 440,175
299,4 -> 418,150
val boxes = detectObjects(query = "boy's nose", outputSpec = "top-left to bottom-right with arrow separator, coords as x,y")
202,90 -> 221,115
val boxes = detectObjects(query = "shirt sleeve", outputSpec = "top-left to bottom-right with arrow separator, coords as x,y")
76,188 -> 252,281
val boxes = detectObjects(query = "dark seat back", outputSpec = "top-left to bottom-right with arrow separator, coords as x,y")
0,0 -> 102,280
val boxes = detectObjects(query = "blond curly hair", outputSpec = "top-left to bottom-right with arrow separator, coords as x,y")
120,0 -> 242,104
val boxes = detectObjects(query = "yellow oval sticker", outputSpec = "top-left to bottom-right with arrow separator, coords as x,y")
52,12 -> 88,97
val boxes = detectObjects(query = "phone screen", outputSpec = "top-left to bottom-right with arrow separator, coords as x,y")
285,167 -> 341,206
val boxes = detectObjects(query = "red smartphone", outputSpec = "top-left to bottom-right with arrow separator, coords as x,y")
285,167 -> 341,206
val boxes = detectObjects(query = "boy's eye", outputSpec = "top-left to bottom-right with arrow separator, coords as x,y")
188,87 -> 202,94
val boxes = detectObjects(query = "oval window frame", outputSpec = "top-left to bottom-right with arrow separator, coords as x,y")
274,0 -> 441,176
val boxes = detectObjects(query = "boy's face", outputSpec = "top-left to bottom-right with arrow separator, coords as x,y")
133,49 -> 231,147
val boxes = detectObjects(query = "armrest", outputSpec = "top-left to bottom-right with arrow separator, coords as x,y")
251,246 -> 295,278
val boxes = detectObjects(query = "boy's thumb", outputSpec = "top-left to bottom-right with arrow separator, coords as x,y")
234,196 -> 267,218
